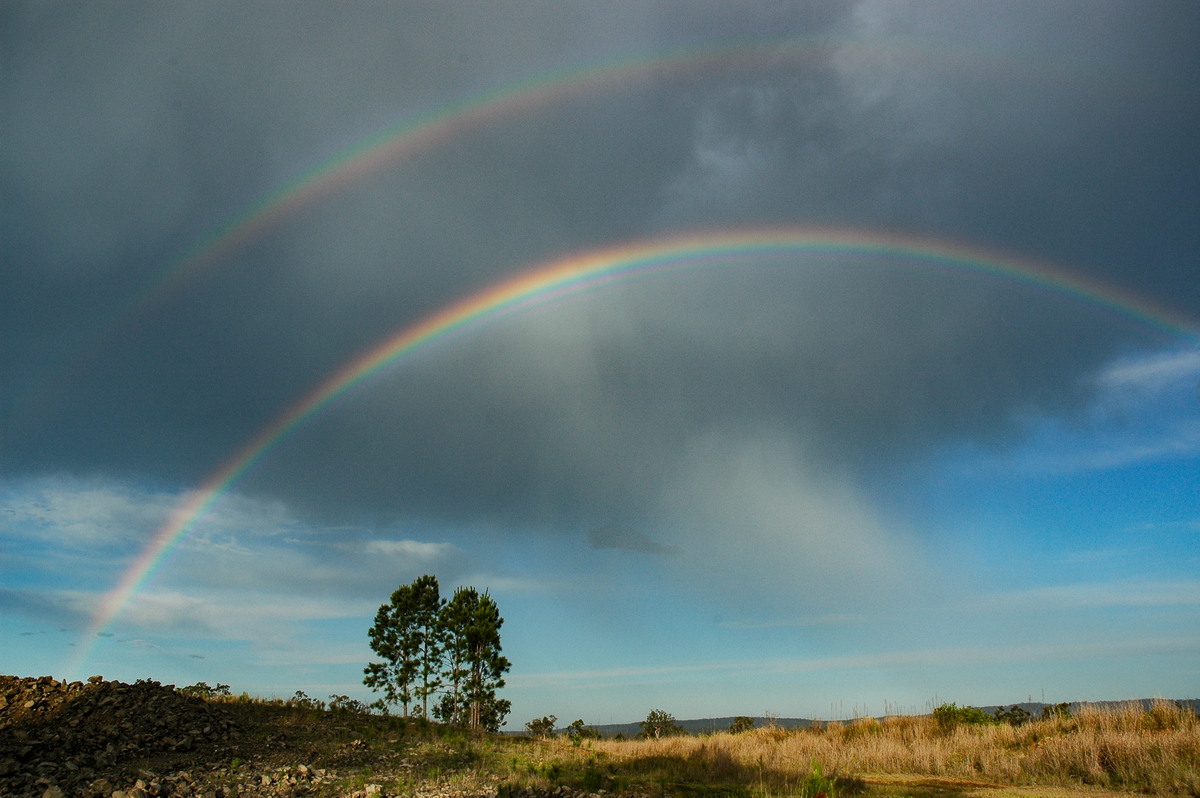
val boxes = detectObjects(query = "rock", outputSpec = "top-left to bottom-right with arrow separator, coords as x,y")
0,675 -> 238,798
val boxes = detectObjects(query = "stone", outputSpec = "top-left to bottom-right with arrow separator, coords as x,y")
0,675 -> 238,798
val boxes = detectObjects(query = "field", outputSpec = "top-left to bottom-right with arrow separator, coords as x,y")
200,696 -> 1200,797
499,702 -> 1200,797
4,675 -> 1198,797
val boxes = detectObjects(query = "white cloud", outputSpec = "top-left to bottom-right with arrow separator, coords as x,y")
363,538 -> 459,562
0,475 -> 177,548
1094,348 -> 1200,398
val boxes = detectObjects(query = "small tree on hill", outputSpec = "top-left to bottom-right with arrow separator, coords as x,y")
640,708 -> 684,739
566,718 -> 600,744
729,716 -> 755,734
526,714 -> 557,738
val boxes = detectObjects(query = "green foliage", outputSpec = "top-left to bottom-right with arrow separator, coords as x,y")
992,704 -> 1031,725
1042,701 -> 1073,720
179,681 -> 231,699
728,716 -> 755,734
288,690 -> 325,710
797,762 -> 840,797
566,718 -> 600,744
640,708 -> 685,739
365,575 -> 511,731
933,702 -> 995,728
525,715 -> 557,738
438,585 -> 511,731
328,694 -> 371,714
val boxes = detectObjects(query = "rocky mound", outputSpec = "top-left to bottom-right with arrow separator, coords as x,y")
0,674 -> 238,797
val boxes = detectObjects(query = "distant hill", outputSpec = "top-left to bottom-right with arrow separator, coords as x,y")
586,715 -> 819,738
572,699 -> 1200,738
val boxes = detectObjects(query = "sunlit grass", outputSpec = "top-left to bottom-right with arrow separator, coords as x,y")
487,702 -> 1198,796
202,689 -> 1199,796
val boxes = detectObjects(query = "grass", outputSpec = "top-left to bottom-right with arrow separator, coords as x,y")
484,701 -> 1199,797
175,693 -> 1200,797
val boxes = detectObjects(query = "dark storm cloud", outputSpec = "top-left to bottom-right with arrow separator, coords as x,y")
3,1 -> 1197,535
589,525 -> 679,555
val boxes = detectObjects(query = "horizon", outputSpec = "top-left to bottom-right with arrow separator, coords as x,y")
3,1 -> 1197,728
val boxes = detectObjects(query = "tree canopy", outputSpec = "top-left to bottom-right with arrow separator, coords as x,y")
365,575 -> 510,731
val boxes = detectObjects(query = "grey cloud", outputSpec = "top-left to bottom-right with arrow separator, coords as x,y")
2,0 -> 1196,540
0,589 -> 89,630
588,525 -> 678,555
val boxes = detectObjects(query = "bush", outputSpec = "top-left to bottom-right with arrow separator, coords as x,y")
180,681 -> 231,699
728,716 -> 755,734
933,702 -> 995,728
1042,702 -> 1073,720
993,705 -> 1031,725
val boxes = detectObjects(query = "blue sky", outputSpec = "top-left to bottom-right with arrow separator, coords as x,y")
2,1 -> 1198,728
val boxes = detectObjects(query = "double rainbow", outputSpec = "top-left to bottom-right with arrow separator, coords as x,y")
71,226 -> 1199,676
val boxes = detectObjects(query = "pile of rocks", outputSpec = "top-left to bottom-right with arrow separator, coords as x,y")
0,675 -> 238,797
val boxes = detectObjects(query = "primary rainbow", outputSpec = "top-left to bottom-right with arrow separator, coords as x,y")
72,227 -> 1198,673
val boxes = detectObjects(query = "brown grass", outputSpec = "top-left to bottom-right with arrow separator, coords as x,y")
513,701 -> 1200,796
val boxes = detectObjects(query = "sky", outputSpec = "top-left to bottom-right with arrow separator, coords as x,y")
2,1 -> 1198,728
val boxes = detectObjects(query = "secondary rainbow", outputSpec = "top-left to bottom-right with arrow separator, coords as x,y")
49,35 -> 1100,419
72,227 -> 1199,673
115,33 -> 1061,320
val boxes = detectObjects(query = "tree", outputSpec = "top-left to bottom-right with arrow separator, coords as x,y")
640,709 -> 683,739
566,718 -> 600,744
525,715 -> 557,738
993,705 -> 1031,726
409,575 -> 446,717
436,586 -> 474,726
443,586 -> 511,731
729,716 -> 755,734
363,575 -> 444,718
365,576 -> 510,731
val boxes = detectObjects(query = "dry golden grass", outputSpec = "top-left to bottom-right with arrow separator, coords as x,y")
536,701 -> 1200,796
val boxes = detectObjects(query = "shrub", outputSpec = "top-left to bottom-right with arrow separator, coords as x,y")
729,716 -> 755,734
933,702 -> 995,728
180,681 -> 232,699
993,705 -> 1031,725
566,718 -> 600,744
1042,702 -> 1072,720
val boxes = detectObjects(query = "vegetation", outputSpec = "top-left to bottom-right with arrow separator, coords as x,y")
364,574 -> 511,731
729,715 -> 756,734
932,701 -> 996,728
181,690 -> 1200,797
526,714 -> 557,738
639,708 -> 685,739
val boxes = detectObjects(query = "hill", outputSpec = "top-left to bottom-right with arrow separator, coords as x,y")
585,699 -> 1200,737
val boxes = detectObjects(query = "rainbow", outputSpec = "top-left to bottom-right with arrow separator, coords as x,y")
46,35 -> 1102,418
71,226 -> 1199,674
113,33 -> 1066,321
